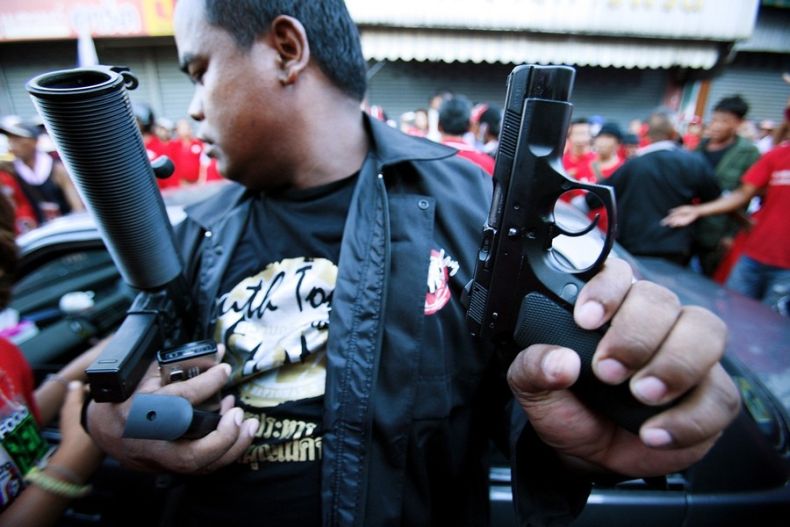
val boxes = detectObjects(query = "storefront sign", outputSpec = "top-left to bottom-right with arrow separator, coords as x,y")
0,0 -> 175,41
346,0 -> 760,42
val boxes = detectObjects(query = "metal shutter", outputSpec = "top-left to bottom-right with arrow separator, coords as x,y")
706,53 -> 790,122
365,60 -> 669,131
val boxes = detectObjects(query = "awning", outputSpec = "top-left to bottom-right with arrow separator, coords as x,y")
359,29 -> 721,69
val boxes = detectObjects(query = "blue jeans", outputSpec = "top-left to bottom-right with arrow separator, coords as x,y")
726,255 -> 790,317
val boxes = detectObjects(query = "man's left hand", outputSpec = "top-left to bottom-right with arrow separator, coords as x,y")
507,258 -> 741,477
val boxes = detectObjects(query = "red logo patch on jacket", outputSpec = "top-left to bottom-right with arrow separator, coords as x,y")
424,248 -> 460,315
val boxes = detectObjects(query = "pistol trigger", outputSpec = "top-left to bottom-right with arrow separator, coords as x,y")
551,214 -> 600,238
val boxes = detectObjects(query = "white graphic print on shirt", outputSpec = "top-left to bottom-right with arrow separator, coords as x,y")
214,257 -> 336,408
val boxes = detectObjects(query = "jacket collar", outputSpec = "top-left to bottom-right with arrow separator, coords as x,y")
637,139 -> 677,156
186,113 -> 455,229
364,113 -> 457,166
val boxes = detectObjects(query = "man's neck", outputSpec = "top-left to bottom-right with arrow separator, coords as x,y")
289,95 -> 370,190
21,152 -> 37,169
707,135 -> 736,151
571,146 -> 588,157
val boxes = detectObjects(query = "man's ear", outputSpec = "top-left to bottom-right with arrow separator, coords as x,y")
269,15 -> 310,86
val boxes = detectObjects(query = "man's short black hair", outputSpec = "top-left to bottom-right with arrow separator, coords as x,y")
480,104 -> 502,137
439,96 -> 472,136
713,95 -> 749,120
204,0 -> 368,101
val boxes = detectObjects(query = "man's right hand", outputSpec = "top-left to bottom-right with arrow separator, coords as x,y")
661,205 -> 700,228
85,358 -> 259,474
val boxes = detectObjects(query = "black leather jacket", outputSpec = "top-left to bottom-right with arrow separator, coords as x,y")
174,116 -> 588,526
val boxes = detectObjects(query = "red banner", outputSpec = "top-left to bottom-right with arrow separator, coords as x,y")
0,0 -> 175,41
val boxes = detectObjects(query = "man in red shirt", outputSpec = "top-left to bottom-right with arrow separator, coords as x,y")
134,104 -> 180,190
590,122 -> 625,181
171,119 -> 204,185
664,135 -> 790,315
562,118 -> 596,184
0,163 -> 37,234
437,96 -> 495,176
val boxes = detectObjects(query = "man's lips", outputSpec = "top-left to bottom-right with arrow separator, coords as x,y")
203,144 -> 218,159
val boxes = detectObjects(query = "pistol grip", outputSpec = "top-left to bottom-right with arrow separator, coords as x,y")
514,293 -> 672,435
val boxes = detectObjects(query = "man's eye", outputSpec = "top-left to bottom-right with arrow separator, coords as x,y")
190,68 -> 205,84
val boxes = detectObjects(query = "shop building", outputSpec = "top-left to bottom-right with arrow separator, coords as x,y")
0,0 -> 787,130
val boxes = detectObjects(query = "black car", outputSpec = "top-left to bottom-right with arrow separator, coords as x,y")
10,186 -> 790,526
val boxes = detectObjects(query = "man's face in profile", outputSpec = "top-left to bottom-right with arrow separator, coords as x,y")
173,0 -> 294,190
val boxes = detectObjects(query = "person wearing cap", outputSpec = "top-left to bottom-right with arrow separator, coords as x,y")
590,122 -> 625,181
0,120 -> 83,225
133,104 -> 180,191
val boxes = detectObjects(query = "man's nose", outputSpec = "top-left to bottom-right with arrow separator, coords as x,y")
188,90 -> 204,122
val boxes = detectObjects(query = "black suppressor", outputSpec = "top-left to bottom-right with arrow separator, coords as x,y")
27,66 -> 194,402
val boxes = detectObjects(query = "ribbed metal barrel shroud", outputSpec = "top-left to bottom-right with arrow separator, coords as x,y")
26,66 -> 182,290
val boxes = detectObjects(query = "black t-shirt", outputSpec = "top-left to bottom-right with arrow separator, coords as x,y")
702,141 -> 735,170
178,173 -> 357,527
177,166 -> 469,526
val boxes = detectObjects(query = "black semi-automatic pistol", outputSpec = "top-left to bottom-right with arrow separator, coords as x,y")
465,64 -> 670,433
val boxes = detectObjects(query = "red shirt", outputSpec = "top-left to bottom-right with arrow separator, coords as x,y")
0,338 -> 39,424
587,156 -> 624,233
441,138 -> 495,176
145,135 -> 180,190
741,143 -> 790,268
562,150 -> 597,184
0,171 -> 38,234
170,138 -> 204,185
201,153 -> 223,182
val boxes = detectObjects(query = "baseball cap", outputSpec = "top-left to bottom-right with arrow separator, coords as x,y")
0,117 -> 40,139
596,122 -> 623,142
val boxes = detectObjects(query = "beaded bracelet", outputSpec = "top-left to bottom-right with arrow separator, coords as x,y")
23,466 -> 92,498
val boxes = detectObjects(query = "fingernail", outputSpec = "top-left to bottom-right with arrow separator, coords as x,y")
233,409 -> 243,427
633,376 -> 667,403
596,358 -> 628,384
542,349 -> 567,380
68,380 -> 81,390
641,428 -> 673,448
221,363 -> 232,376
245,419 -> 259,438
577,301 -> 605,329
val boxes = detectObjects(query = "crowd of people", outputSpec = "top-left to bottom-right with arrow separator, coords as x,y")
367,90 -> 789,317
0,104 -> 223,236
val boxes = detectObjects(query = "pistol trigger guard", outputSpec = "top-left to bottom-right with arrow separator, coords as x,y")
551,214 -> 600,238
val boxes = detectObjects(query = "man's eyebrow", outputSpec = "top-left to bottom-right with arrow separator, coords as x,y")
179,53 -> 196,74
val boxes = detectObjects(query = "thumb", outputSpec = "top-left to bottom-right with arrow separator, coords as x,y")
61,380 -> 87,419
508,345 -> 612,452
507,345 -> 580,401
